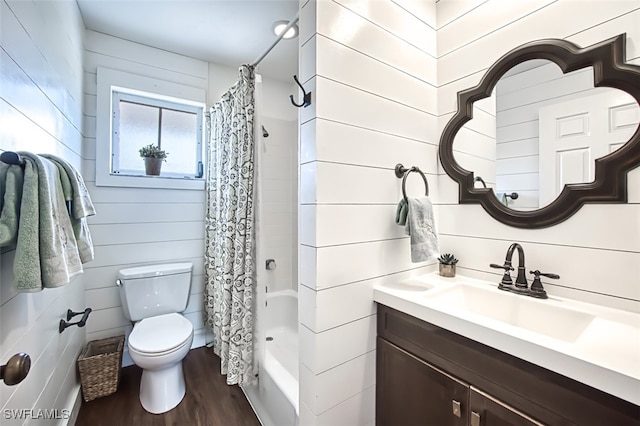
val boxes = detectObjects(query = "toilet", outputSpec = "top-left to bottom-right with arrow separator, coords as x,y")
116,262 -> 194,414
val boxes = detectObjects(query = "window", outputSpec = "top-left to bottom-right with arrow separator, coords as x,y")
96,67 -> 206,190
112,91 -> 203,178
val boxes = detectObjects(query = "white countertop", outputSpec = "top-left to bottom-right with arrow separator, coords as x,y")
373,273 -> 640,405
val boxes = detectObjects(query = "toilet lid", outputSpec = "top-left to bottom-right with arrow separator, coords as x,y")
129,313 -> 193,354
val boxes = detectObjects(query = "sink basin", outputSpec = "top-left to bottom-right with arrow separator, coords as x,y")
424,284 -> 595,342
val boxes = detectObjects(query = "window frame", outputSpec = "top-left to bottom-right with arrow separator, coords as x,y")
96,67 -> 206,190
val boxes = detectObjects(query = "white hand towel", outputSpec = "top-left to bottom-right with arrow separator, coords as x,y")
405,196 -> 439,263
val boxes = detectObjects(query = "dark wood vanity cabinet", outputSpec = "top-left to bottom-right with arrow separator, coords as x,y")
376,304 -> 640,426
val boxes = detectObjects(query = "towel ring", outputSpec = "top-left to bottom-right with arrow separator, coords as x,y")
395,163 -> 429,202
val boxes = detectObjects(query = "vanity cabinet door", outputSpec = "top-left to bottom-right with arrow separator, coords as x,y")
377,338 -> 468,426
469,387 -> 543,426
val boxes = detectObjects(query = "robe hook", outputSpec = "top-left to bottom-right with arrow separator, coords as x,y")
289,75 -> 311,108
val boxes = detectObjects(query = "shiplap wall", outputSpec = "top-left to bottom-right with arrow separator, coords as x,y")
437,1 -> 640,312
298,0 -> 438,424
0,0 -> 87,423
82,30 -> 299,366
82,31 -> 215,363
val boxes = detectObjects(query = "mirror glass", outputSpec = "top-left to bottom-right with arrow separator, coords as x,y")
453,60 -> 640,211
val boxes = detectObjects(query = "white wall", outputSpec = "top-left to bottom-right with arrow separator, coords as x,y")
298,0 -> 438,424
300,0 -> 640,424
436,0 -> 640,313
0,0 -> 87,422
259,77 -> 298,293
82,31 -> 214,363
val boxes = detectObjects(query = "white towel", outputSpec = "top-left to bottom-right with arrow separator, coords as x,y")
405,196 -> 439,263
41,154 -> 96,263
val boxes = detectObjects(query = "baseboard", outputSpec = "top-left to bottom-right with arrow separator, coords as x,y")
60,385 -> 82,426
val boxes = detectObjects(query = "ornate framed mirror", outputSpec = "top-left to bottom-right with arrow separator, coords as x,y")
439,34 -> 640,228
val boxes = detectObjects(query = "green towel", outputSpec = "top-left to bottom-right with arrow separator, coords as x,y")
18,153 -> 82,290
395,198 -> 408,226
12,160 -> 42,292
0,163 -> 23,247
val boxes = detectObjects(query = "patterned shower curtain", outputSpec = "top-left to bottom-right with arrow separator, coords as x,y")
204,65 -> 256,385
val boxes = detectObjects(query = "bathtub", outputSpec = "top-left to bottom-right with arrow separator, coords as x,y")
243,289 -> 298,426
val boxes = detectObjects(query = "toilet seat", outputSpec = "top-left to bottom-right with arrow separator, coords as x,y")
129,313 -> 193,355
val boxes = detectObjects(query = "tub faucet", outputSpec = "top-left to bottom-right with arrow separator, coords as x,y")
490,243 -> 528,292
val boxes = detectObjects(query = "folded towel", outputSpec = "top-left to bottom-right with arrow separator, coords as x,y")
0,163 -> 23,247
41,154 -> 95,263
18,152 -> 82,290
41,154 -> 95,217
405,196 -> 439,263
12,159 -> 42,292
395,198 -> 408,226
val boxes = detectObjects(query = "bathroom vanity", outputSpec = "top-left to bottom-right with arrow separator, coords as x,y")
374,274 -> 640,425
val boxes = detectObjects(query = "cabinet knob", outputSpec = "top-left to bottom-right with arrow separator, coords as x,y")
452,400 -> 461,417
471,411 -> 481,426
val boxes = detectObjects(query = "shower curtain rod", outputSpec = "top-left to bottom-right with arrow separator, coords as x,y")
252,15 -> 299,67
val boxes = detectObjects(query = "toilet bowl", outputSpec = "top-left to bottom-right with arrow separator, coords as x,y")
116,262 -> 194,414
128,313 -> 194,414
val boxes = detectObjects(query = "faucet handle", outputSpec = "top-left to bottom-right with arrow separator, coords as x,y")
490,263 -> 514,289
528,270 -> 558,299
489,263 -> 514,271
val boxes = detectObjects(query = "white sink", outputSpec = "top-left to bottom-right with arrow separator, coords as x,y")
373,273 -> 640,405
423,283 -> 595,342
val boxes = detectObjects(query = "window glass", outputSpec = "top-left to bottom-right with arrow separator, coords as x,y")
117,101 -> 160,173
111,91 -> 203,179
161,108 -> 198,176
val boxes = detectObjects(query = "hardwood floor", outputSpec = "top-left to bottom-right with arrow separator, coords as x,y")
76,347 -> 260,426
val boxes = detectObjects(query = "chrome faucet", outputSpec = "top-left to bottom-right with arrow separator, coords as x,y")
490,243 -> 558,299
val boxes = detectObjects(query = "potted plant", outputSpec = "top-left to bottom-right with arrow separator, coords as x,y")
139,144 -> 168,176
437,253 -> 458,277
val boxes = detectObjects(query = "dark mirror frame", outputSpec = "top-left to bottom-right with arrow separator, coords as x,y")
439,34 -> 640,228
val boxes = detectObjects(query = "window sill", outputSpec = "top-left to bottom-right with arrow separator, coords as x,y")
96,173 -> 205,190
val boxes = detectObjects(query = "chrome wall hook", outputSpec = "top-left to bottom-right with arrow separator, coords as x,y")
289,75 -> 311,108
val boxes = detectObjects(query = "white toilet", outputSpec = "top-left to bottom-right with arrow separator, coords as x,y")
116,262 -> 194,414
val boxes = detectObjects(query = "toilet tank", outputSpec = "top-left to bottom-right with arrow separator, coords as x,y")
117,262 -> 193,322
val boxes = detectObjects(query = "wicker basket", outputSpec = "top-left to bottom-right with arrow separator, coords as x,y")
77,335 -> 124,402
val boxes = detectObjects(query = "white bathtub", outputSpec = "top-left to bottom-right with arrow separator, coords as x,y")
264,289 -> 298,410
243,289 -> 298,426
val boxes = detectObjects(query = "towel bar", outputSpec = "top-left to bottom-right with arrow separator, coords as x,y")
395,163 -> 429,201
59,308 -> 92,333
0,151 -> 25,166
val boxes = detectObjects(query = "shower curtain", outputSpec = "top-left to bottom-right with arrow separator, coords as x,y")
204,65 -> 256,385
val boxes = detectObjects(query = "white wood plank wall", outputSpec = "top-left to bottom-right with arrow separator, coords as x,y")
0,0 -> 87,423
82,31 -> 213,363
298,0 -> 438,424
301,0 -> 640,424
436,1 -> 640,312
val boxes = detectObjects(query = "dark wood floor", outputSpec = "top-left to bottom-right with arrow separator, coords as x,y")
76,347 -> 260,426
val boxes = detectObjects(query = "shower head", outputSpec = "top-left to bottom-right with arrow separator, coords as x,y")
262,125 -> 269,138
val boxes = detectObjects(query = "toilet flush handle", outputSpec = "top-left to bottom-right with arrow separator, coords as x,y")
115,279 -> 123,287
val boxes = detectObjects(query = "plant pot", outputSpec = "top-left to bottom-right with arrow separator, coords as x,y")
144,157 -> 163,176
439,264 -> 456,278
